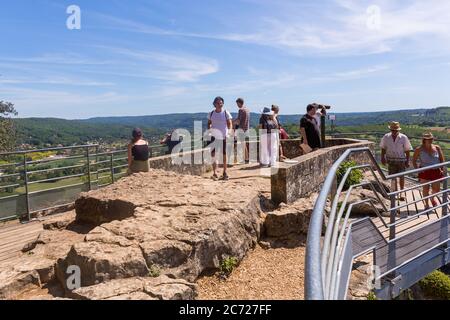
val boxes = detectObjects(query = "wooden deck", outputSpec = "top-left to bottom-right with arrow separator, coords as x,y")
351,184 -> 449,277
0,221 -> 43,268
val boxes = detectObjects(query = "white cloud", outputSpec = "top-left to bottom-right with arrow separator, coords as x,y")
0,54 -> 112,65
0,77 -> 114,87
96,0 -> 450,56
332,65 -> 390,79
93,46 -> 219,82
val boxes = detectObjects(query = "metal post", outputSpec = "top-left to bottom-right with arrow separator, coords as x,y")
95,146 -> 99,190
443,169 -> 448,216
86,147 -> 92,190
389,193 -> 396,240
110,153 -> 115,184
23,154 -> 31,222
321,115 -> 326,148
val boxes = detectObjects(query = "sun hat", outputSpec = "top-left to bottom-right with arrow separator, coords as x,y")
388,121 -> 402,131
261,107 -> 274,115
422,132 -> 434,140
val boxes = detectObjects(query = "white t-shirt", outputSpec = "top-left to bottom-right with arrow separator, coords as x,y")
380,133 -> 412,161
208,109 -> 232,139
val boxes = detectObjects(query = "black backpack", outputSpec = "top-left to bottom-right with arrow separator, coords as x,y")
261,117 -> 278,133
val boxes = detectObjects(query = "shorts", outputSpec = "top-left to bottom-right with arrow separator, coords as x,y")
129,160 -> 150,174
207,136 -> 227,156
388,161 -> 406,175
418,169 -> 444,181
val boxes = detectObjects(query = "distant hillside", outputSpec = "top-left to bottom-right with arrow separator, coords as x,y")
14,118 -> 161,148
12,107 -> 449,148
82,107 -> 450,128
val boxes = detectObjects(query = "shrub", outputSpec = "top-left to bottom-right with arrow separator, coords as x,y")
336,160 -> 363,190
220,257 -> 238,277
367,291 -> 377,300
418,270 -> 450,300
148,264 -> 161,278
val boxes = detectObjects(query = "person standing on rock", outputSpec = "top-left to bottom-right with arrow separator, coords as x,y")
259,107 -> 279,168
207,96 -> 233,180
233,98 -> 250,163
127,128 -> 150,174
380,121 -> 412,197
271,104 -> 287,161
300,104 -> 321,151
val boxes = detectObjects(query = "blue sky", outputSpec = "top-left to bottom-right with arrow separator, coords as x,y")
1,0 -> 450,119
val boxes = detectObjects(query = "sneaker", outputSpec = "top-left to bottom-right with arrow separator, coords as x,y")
220,174 -> 229,181
212,173 -> 218,180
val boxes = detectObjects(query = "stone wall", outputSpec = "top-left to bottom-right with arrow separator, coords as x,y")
271,139 -> 375,205
281,139 -> 303,159
149,148 -> 212,176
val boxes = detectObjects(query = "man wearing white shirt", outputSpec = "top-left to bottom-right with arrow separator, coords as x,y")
207,96 -> 232,181
380,121 -> 412,195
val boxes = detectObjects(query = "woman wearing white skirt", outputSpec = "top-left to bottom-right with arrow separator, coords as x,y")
259,107 -> 279,167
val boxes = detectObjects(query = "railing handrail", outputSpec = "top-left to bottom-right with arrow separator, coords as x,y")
332,132 -> 450,144
305,146 -> 450,300
0,144 -> 99,156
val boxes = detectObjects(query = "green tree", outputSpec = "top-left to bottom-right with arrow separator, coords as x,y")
0,101 -> 18,152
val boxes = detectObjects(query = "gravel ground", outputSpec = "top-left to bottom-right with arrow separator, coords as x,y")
196,243 -> 306,300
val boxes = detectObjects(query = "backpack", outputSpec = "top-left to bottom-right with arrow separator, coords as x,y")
209,110 -> 231,122
261,116 -> 278,133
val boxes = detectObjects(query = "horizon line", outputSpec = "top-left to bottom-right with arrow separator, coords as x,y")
12,105 -> 448,121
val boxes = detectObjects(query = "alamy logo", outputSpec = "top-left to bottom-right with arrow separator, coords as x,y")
366,5 -> 382,31
66,5 -> 81,30
66,265 -> 81,290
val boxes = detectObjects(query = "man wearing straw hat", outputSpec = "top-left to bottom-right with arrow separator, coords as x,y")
380,121 -> 412,196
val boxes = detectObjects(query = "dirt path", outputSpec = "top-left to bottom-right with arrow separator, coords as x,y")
196,241 -> 306,300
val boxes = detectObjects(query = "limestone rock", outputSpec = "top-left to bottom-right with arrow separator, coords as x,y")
140,240 -> 192,268
16,229 -> 86,286
347,254 -> 373,300
42,211 -> 76,230
69,275 -> 196,300
3,169 -> 265,299
341,188 -> 390,217
75,196 -> 137,225
0,270 -> 41,300
56,242 -> 149,289
264,193 -> 324,237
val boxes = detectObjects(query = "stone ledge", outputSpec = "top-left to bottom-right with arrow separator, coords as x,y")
271,139 -> 375,204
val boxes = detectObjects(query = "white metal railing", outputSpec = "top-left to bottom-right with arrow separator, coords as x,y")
305,147 -> 449,300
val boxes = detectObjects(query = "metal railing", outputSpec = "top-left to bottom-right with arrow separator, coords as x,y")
0,143 -> 171,222
0,135 -> 264,222
331,132 -> 450,160
305,147 -> 449,300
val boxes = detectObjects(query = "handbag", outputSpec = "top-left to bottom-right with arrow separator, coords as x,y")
300,143 -> 312,154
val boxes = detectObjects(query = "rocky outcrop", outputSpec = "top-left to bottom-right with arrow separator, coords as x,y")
2,169 -> 269,300
340,188 -> 390,217
0,270 -> 41,300
0,228 -> 85,299
68,275 -> 196,300
57,203 -> 263,289
264,193 -> 325,237
348,254 -> 373,300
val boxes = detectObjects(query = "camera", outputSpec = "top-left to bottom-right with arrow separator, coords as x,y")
318,104 -> 331,110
